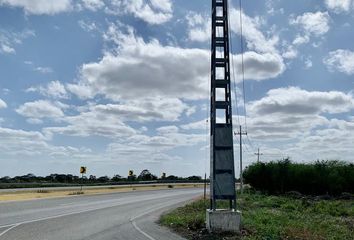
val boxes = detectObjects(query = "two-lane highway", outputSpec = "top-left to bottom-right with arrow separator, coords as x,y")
0,188 -> 203,240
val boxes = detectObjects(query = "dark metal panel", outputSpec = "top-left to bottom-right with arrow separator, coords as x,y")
215,125 -> 233,147
215,173 -> 235,197
215,149 -> 233,170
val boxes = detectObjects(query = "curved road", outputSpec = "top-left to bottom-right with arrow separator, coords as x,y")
0,188 -> 203,240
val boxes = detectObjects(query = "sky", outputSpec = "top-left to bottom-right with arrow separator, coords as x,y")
0,0 -> 354,178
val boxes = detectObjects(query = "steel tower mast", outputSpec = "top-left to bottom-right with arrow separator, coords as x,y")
210,0 -> 236,210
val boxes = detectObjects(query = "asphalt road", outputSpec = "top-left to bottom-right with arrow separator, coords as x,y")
0,188 -> 203,240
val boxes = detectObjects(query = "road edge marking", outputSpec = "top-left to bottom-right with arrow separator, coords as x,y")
131,221 -> 156,240
0,224 -> 20,237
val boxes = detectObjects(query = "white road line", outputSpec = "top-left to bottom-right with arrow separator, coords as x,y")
0,224 -> 20,237
129,200 -> 188,240
131,221 -> 156,240
0,191 -> 200,238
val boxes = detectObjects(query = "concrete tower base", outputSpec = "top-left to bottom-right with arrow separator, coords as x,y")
206,209 -> 241,232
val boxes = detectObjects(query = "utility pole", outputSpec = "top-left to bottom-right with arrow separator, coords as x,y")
254,148 -> 263,163
235,125 -> 247,194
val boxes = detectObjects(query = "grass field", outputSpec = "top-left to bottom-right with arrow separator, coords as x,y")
160,192 -> 354,240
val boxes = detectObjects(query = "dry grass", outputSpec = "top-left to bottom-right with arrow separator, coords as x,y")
0,183 -> 203,202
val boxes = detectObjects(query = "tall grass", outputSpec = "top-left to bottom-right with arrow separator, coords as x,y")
243,160 -> 354,196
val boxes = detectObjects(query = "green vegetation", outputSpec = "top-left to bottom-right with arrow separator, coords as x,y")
243,160 -> 354,196
0,171 -> 203,189
160,192 -> 354,240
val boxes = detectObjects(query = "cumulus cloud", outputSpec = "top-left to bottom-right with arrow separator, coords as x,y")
107,0 -> 173,25
43,97 -> 191,140
234,51 -> 285,80
249,87 -> 354,115
244,87 -> 354,142
81,0 -> 104,11
69,23 -> 285,102
0,98 -> 7,108
323,49 -> 354,75
69,24 -> 209,101
290,11 -> 331,36
186,12 -> 211,42
325,0 -> 353,13
0,0 -> 72,15
27,80 -> 69,99
16,100 -> 65,119
230,9 -> 279,54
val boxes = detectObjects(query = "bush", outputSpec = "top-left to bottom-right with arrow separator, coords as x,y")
243,160 -> 354,196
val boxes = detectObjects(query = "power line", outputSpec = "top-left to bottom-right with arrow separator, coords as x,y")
238,0 -> 248,131
228,3 -> 241,127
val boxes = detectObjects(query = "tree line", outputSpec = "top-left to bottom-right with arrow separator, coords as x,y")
0,169 -> 202,186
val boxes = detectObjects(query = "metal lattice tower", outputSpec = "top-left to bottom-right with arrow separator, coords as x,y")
210,0 -> 236,210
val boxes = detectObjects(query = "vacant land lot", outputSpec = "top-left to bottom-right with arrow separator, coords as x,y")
160,192 -> 354,240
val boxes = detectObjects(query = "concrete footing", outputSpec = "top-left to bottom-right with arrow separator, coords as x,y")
206,209 -> 241,232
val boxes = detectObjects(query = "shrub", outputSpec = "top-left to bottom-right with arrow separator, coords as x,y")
243,160 -> 354,196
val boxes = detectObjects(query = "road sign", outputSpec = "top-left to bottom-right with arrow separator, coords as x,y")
80,166 -> 87,174
128,170 -> 133,176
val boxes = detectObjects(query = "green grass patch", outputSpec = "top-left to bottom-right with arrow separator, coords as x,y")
160,192 -> 354,240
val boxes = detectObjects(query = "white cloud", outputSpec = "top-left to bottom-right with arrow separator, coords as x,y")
230,9 -> 279,54
234,51 -> 285,80
186,12 -> 211,42
27,80 -> 69,99
304,58 -> 313,69
249,87 -> 354,116
292,35 -> 310,46
323,49 -> 354,75
34,66 -> 53,74
290,11 -> 331,36
0,28 -> 35,55
0,98 -> 7,108
107,0 -> 173,25
325,0 -> 352,13
69,24 -> 285,102
70,24 -> 209,101
43,98 -> 190,139
81,0 -> 104,11
0,0 -> 72,15
16,100 -> 64,119
78,20 -> 98,32
243,87 -> 354,148
0,44 -> 15,54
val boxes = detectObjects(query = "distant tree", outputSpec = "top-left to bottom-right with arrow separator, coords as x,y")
89,175 -> 96,182
0,176 -> 11,183
166,175 -> 179,180
138,169 -> 157,181
97,176 -> 110,183
112,175 -> 123,182
187,176 -> 202,181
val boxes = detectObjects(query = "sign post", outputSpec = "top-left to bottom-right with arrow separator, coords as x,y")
80,166 -> 87,191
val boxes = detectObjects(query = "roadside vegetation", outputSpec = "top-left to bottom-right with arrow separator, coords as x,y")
0,169 -> 203,189
243,160 -> 354,196
160,191 -> 354,240
161,160 -> 354,239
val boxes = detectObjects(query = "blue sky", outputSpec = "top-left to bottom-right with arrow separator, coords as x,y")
0,0 -> 354,178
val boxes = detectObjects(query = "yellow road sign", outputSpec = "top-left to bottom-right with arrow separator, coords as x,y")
80,166 -> 87,174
